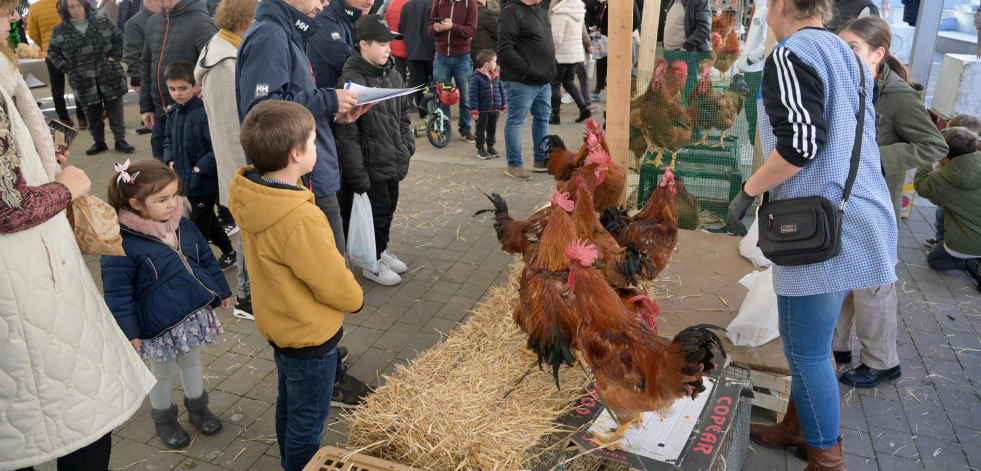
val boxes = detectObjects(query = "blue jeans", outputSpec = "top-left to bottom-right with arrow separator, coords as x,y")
432,53 -> 472,133
934,205 -> 945,240
274,347 -> 339,471
503,81 -> 551,168
777,291 -> 847,449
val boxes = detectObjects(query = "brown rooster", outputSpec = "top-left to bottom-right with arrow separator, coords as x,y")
601,169 -> 679,280
570,174 -> 650,289
631,61 -> 693,170
475,190 -> 575,262
688,59 -> 752,148
541,118 -> 611,182
711,10 -> 740,81
565,240 -> 725,445
513,191 -> 580,388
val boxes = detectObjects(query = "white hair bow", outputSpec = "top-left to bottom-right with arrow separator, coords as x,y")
114,159 -> 140,184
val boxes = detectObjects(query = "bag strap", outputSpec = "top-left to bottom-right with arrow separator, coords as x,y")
841,52 -> 867,210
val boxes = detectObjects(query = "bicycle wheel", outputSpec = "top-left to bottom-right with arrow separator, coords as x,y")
426,115 -> 451,148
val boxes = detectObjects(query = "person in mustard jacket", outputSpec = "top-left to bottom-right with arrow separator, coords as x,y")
228,100 -> 369,471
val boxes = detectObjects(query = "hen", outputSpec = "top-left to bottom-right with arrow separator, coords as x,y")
541,118 -> 610,182
475,190 -> 575,262
513,191 -> 580,388
711,10 -> 740,81
601,169 -> 679,280
570,174 -> 650,289
566,240 -> 725,445
675,175 -> 701,231
687,59 -> 752,148
631,61 -> 693,170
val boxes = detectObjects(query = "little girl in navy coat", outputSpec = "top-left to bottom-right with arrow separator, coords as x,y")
101,159 -> 231,450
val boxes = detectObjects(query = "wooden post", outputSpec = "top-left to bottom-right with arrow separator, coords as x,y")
635,0 -> 662,95
607,0 -> 632,204
751,28 -> 777,177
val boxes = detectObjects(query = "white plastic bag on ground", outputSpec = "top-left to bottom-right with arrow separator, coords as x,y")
347,193 -> 378,273
726,268 -> 780,347
739,207 -> 773,267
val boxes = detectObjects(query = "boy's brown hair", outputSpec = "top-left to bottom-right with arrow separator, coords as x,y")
240,100 -> 316,173
475,49 -> 496,69
107,159 -> 180,213
941,127 -> 979,159
164,61 -> 196,85
947,114 -> 981,135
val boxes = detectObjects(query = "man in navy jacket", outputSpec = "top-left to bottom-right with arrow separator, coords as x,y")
306,0 -> 374,90
236,0 -> 365,253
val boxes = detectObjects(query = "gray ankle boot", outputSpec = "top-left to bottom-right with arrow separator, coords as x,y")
149,404 -> 190,449
184,390 -> 222,435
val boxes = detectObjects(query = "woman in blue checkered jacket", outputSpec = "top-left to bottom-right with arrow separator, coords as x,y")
727,0 -> 897,468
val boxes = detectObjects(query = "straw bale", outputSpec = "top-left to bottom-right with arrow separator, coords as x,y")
344,260 -> 597,470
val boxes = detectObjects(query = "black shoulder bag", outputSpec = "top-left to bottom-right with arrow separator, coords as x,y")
756,53 -> 866,266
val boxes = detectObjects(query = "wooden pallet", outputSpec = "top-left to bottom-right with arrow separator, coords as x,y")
302,446 -> 422,471
748,369 -> 791,421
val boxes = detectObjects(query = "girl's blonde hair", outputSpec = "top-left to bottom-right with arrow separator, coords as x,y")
0,0 -> 18,67
107,159 -> 180,213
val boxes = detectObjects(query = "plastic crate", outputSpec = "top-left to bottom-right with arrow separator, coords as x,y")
637,159 -> 743,234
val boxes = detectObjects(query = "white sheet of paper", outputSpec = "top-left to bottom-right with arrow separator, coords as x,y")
343,82 -> 423,105
586,377 -> 716,461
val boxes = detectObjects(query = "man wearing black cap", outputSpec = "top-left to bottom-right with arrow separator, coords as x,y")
334,15 -> 416,287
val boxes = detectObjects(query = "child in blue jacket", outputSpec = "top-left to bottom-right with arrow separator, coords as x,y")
162,61 -> 235,270
102,159 -> 232,451
469,49 -> 506,160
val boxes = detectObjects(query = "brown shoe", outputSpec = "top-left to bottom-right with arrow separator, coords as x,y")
750,400 -> 808,459
505,166 -> 532,181
78,118 -> 88,130
531,161 -> 548,172
803,440 -> 845,471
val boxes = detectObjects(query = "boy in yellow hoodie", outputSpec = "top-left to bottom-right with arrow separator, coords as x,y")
228,100 -> 368,471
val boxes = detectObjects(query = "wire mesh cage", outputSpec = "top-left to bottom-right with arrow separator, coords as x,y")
625,38 -> 763,234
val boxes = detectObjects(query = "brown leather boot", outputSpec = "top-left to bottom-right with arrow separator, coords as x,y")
803,440 -> 846,470
750,400 -> 807,459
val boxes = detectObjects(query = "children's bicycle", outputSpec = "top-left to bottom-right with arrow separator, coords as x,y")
413,83 -> 458,148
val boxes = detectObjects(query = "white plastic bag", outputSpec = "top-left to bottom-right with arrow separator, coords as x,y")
346,193 -> 378,273
738,207 -> 773,267
726,268 -> 780,347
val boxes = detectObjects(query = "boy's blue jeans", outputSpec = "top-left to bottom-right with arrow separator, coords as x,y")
503,81 -> 551,168
777,290 -> 847,449
274,347 -> 339,471
934,205 -> 945,241
432,53 -> 473,133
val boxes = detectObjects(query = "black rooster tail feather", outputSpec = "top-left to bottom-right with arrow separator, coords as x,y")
532,325 -> 576,390
601,206 -> 629,236
473,191 -> 509,217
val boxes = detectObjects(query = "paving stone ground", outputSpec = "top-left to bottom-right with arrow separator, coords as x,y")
29,89 -> 981,470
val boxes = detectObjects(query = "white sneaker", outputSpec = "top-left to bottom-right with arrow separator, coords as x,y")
380,250 -> 408,274
363,262 -> 402,286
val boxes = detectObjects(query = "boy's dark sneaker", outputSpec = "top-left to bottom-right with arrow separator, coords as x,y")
965,258 -> 981,292
218,251 -> 237,270
460,130 -> 476,142
234,297 -> 253,320
487,146 -> 500,157
331,373 -> 372,408
924,238 -> 941,247
224,223 -> 239,236
337,346 -> 349,363
477,148 -> 492,160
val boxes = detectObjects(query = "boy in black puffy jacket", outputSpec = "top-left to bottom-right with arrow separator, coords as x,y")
334,15 -> 415,287
163,61 -> 236,270
469,49 -> 506,160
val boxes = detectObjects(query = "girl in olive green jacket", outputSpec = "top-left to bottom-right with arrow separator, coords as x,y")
831,16 -> 947,389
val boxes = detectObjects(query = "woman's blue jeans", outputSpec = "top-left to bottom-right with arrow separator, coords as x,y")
778,291 -> 847,449
274,347 -> 339,471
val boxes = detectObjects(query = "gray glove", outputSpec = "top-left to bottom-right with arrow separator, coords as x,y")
727,186 -> 755,237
